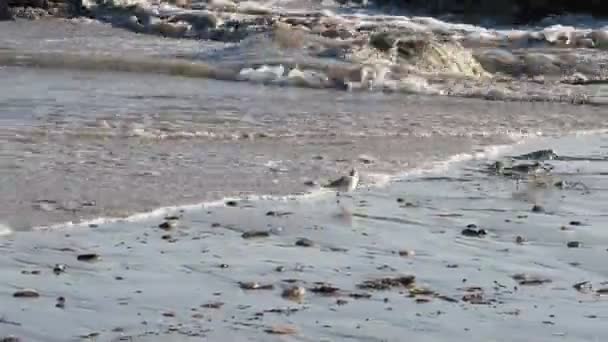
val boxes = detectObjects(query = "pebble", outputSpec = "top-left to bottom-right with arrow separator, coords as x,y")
275,266 -> 286,272
567,241 -> 582,248
569,221 -> 583,226
461,227 -> 487,237
56,296 -> 66,309
241,231 -> 270,239
295,238 -> 314,247
225,200 -> 238,207
531,204 -> 544,213
159,220 -> 177,230
515,236 -> 526,244
77,253 -> 100,262
13,289 -> 40,298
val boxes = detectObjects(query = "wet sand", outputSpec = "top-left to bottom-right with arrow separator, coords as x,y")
1,132 -> 607,341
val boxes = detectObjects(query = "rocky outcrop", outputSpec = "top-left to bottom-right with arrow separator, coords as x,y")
374,0 -> 608,23
1,0 -> 14,20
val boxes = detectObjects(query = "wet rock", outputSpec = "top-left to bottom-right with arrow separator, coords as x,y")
310,283 -> 340,295
225,200 -> 238,207
567,241 -> 582,248
515,236 -> 526,244
281,286 -> 306,302
56,296 -> 65,309
591,30 -> 608,49
241,231 -> 270,239
461,225 -> 487,237
531,204 -> 544,213
349,292 -> 372,299
239,282 -> 274,290
266,211 -> 293,217
295,238 -> 314,247
1,0 -> 14,21
573,281 -> 593,293
264,325 -> 297,335
158,220 -> 177,230
596,288 -> 608,295
275,266 -> 285,272
357,275 -> 416,290
77,253 -> 100,262
13,289 -> 40,298
569,221 -> 583,226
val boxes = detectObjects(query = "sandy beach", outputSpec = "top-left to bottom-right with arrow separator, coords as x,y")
2,133 -> 608,341
2,1 -> 608,340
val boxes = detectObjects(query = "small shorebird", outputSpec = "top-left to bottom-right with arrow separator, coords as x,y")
323,168 -> 359,201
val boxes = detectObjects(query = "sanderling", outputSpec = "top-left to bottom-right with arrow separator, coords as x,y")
323,168 -> 359,198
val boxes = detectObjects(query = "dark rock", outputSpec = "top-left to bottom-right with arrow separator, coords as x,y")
56,296 -> 65,309
295,238 -> 314,247
569,221 -> 583,226
515,236 -> 526,244
158,220 -> 177,230
567,241 -> 582,248
1,0 -> 14,20
77,253 -> 100,262
531,204 -> 544,213
225,200 -> 238,207
241,231 -> 270,239
13,289 -> 39,298
309,284 -> 340,295
461,227 -> 487,237
274,266 -> 285,272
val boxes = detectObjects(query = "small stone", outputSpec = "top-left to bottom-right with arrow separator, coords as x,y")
282,286 -> 306,302
158,221 -> 177,230
162,312 -> 175,317
398,250 -> 415,257
567,241 -> 582,248
225,200 -> 238,207
56,296 -> 66,309
13,289 -> 40,298
295,238 -> 314,247
241,231 -> 270,239
201,302 -> 224,309
219,263 -> 229,268
461,227 -> 487,237
275,266 -> 285,272
396,198 -> 405,203
531,204 -> 544,213
77,253 -> 100,262
515,236 -> 526,244
161,234 -> 172,240
239,282 -> 274,290
569,221 -> 583,226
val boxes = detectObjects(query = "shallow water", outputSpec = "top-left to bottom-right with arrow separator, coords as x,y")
1,133 -> 607,341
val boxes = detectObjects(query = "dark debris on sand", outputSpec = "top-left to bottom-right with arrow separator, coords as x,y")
357,275 -> 416,290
